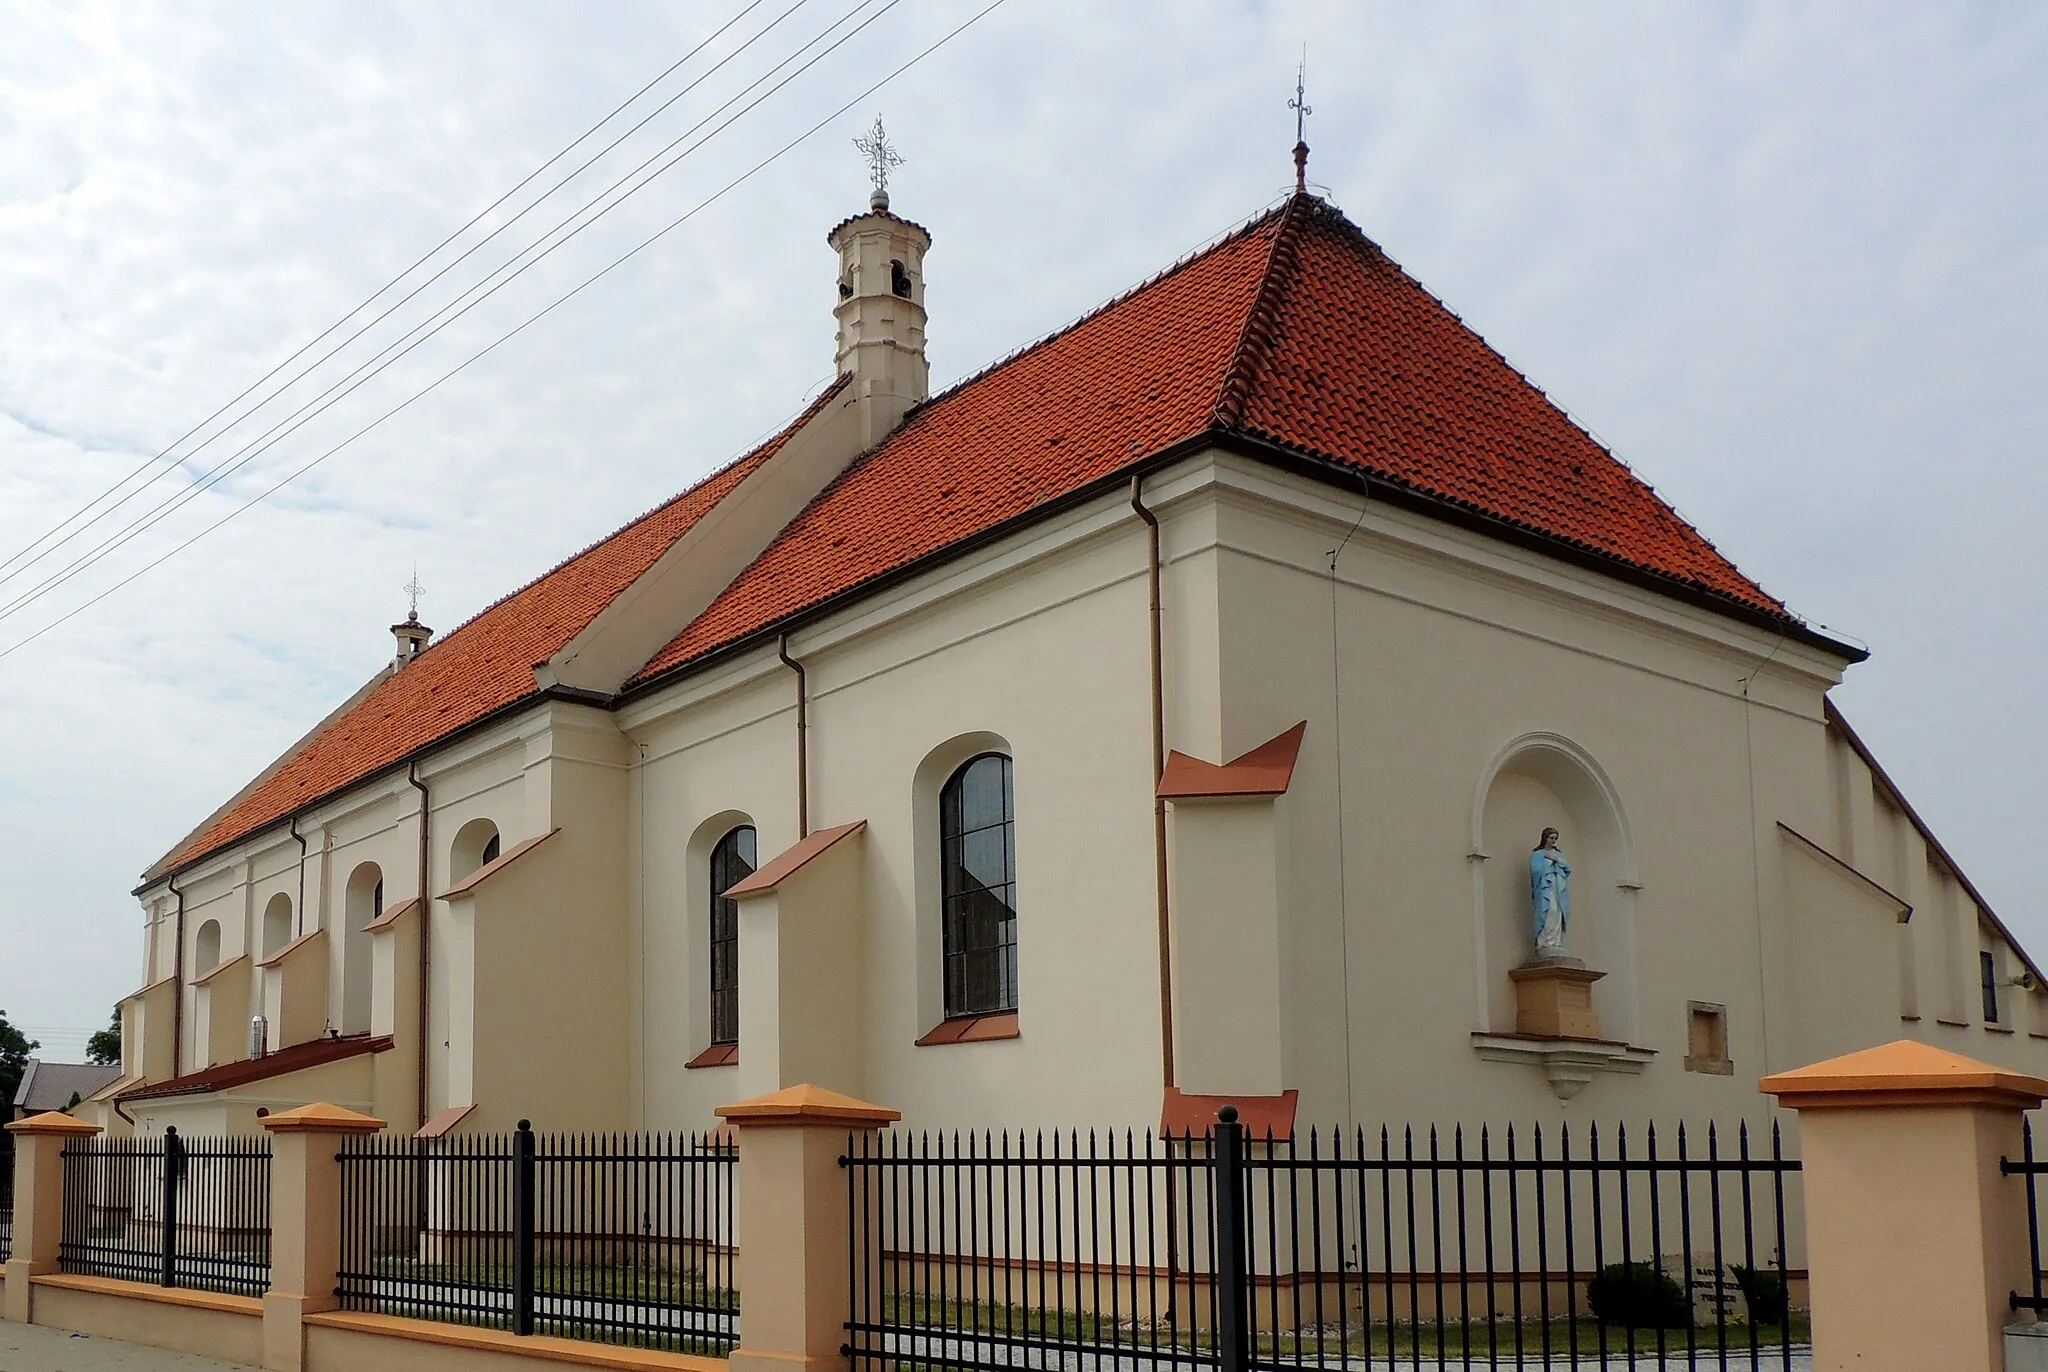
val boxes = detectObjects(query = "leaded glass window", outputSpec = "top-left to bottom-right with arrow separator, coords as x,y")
709,826 -> 756,1044
941,753 -> 1018,1017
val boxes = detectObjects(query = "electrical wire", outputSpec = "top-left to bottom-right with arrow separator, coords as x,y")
0,0 -> 777,585
0,0 -> 903,625
0,0 -> 1010,661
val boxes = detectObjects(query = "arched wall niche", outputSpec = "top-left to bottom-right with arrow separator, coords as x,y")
450,818 -> 501,883
1470,732 -> 1641,1043
261,893 -> 294,958
911,731 -> 1016,1034
342,862 -> 383,1035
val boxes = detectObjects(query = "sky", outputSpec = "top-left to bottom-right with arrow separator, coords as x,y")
1,1 -> 2044,1048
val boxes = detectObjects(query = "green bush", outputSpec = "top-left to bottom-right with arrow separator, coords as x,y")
1730,1264 -> 1789,1326
1587,1261 -> 1693,1329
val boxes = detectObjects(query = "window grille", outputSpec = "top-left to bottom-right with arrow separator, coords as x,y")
709,826 -> 756,1045
1983,950 -> 2002,1024
941,753 -> 1018,1017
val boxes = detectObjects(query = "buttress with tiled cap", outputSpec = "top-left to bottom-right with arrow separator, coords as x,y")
150,192 -> 1825,880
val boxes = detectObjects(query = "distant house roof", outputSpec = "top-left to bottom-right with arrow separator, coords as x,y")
13,1060 -> 123,1114
149,194 -> 1848,884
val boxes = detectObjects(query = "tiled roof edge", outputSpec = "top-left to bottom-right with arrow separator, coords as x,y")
1216,427 -> 1859,655
1294,205 -> 1795,621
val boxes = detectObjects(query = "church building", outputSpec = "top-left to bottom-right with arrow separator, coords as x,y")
92,164 -> 2048,1141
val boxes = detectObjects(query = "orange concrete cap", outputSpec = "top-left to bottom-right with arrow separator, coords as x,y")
715,1082 -> 900,1127
260,1101 -> 387,1134
1760,1038 -> 2048,1110
6,1110 -> 102,1137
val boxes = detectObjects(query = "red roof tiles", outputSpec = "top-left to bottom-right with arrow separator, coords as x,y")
150,382 -> 844,876
634,196 -> 1784,684
159,196 -> 1800,879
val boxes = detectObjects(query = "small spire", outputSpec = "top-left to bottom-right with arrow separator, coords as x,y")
853,115 -> 904,213
392,567 -> 433,668
1289,49 -> 1313,194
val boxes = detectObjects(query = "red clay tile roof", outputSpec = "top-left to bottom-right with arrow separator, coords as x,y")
149,381 -> 845,877
634,196 -> 1785,682
159,195 -> 1806,880
120,1033 -> 392,1101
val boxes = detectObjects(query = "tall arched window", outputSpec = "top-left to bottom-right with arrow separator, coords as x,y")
941,753 -> 1017,1017
708,826 -> 756,1045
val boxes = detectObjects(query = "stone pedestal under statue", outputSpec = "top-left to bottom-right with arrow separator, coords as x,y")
1510,958 -> 1605,1039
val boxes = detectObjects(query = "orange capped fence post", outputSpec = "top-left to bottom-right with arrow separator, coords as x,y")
2,1112 -> 101,1323
718,1084 -> 900,1372
258,1102 -> 385,1372
1762,1040 -> 2048,1372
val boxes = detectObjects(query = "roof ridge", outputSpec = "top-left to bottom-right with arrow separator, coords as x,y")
404,376 -> 850,668
901,199 -> 1293,423
1212,193 -> 1318,430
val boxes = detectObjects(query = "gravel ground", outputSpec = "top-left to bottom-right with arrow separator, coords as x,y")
0,1324 -> 255,1372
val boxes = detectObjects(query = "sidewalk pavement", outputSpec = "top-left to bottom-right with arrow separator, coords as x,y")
0,1324 -> 255,1372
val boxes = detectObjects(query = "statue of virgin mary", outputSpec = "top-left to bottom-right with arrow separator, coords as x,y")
1529,828 -> 1572,956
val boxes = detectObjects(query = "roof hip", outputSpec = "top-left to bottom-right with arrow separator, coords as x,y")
1212,193 -> 1315,430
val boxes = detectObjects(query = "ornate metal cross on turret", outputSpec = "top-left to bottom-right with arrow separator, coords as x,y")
1289,53 -> 1313,193
853,115 -> 904,212
403,567 -> 426,623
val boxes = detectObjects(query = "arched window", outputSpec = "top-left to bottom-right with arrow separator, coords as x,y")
342,864 -> 383,1035
708,826 -> 756,1045
194,919 -> 222,978
451,818 -> 501,883
261,893 -> 294,958
940,753 -> 1017,1017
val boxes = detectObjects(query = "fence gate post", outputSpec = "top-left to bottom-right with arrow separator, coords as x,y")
159,1126 -> 183,1288
2,1112 -> 101,1324
259,1102 -> 386,1372
1213,1104 -> 1251,1372
1762,1041 -> 2048,1372
717,1084 -> 900,1372
513,1120 -> 536,1337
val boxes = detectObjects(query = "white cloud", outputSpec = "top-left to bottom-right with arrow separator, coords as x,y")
1,0 -> 2043,1029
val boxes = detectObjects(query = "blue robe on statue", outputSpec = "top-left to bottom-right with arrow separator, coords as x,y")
1530,846 -> 1572,950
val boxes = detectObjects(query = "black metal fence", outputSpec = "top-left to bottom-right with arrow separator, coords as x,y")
2003,1117 -> 2048,1315
335,1121 -> 736,1353
846,1112 -> 1805,1371
57,1128 -> 272,1297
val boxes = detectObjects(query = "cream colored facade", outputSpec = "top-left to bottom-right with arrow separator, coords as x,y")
105,195 -> 2048,1145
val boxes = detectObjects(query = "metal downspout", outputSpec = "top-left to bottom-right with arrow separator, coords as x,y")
408,762 -> 432,1129
168,871 -> 187,1081
1129,475 -> 1175,1089
288,814 -> 308,936
777,634 -> 810,838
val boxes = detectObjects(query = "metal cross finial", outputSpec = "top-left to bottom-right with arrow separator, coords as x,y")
854,115 -> 904,208
403,567 -> 425,622
1289,50 -> 1313,193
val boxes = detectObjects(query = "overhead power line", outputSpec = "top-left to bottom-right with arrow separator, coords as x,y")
0,0 -> 783,588
0,0 -> 903,626
0,0 -> 1010,662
